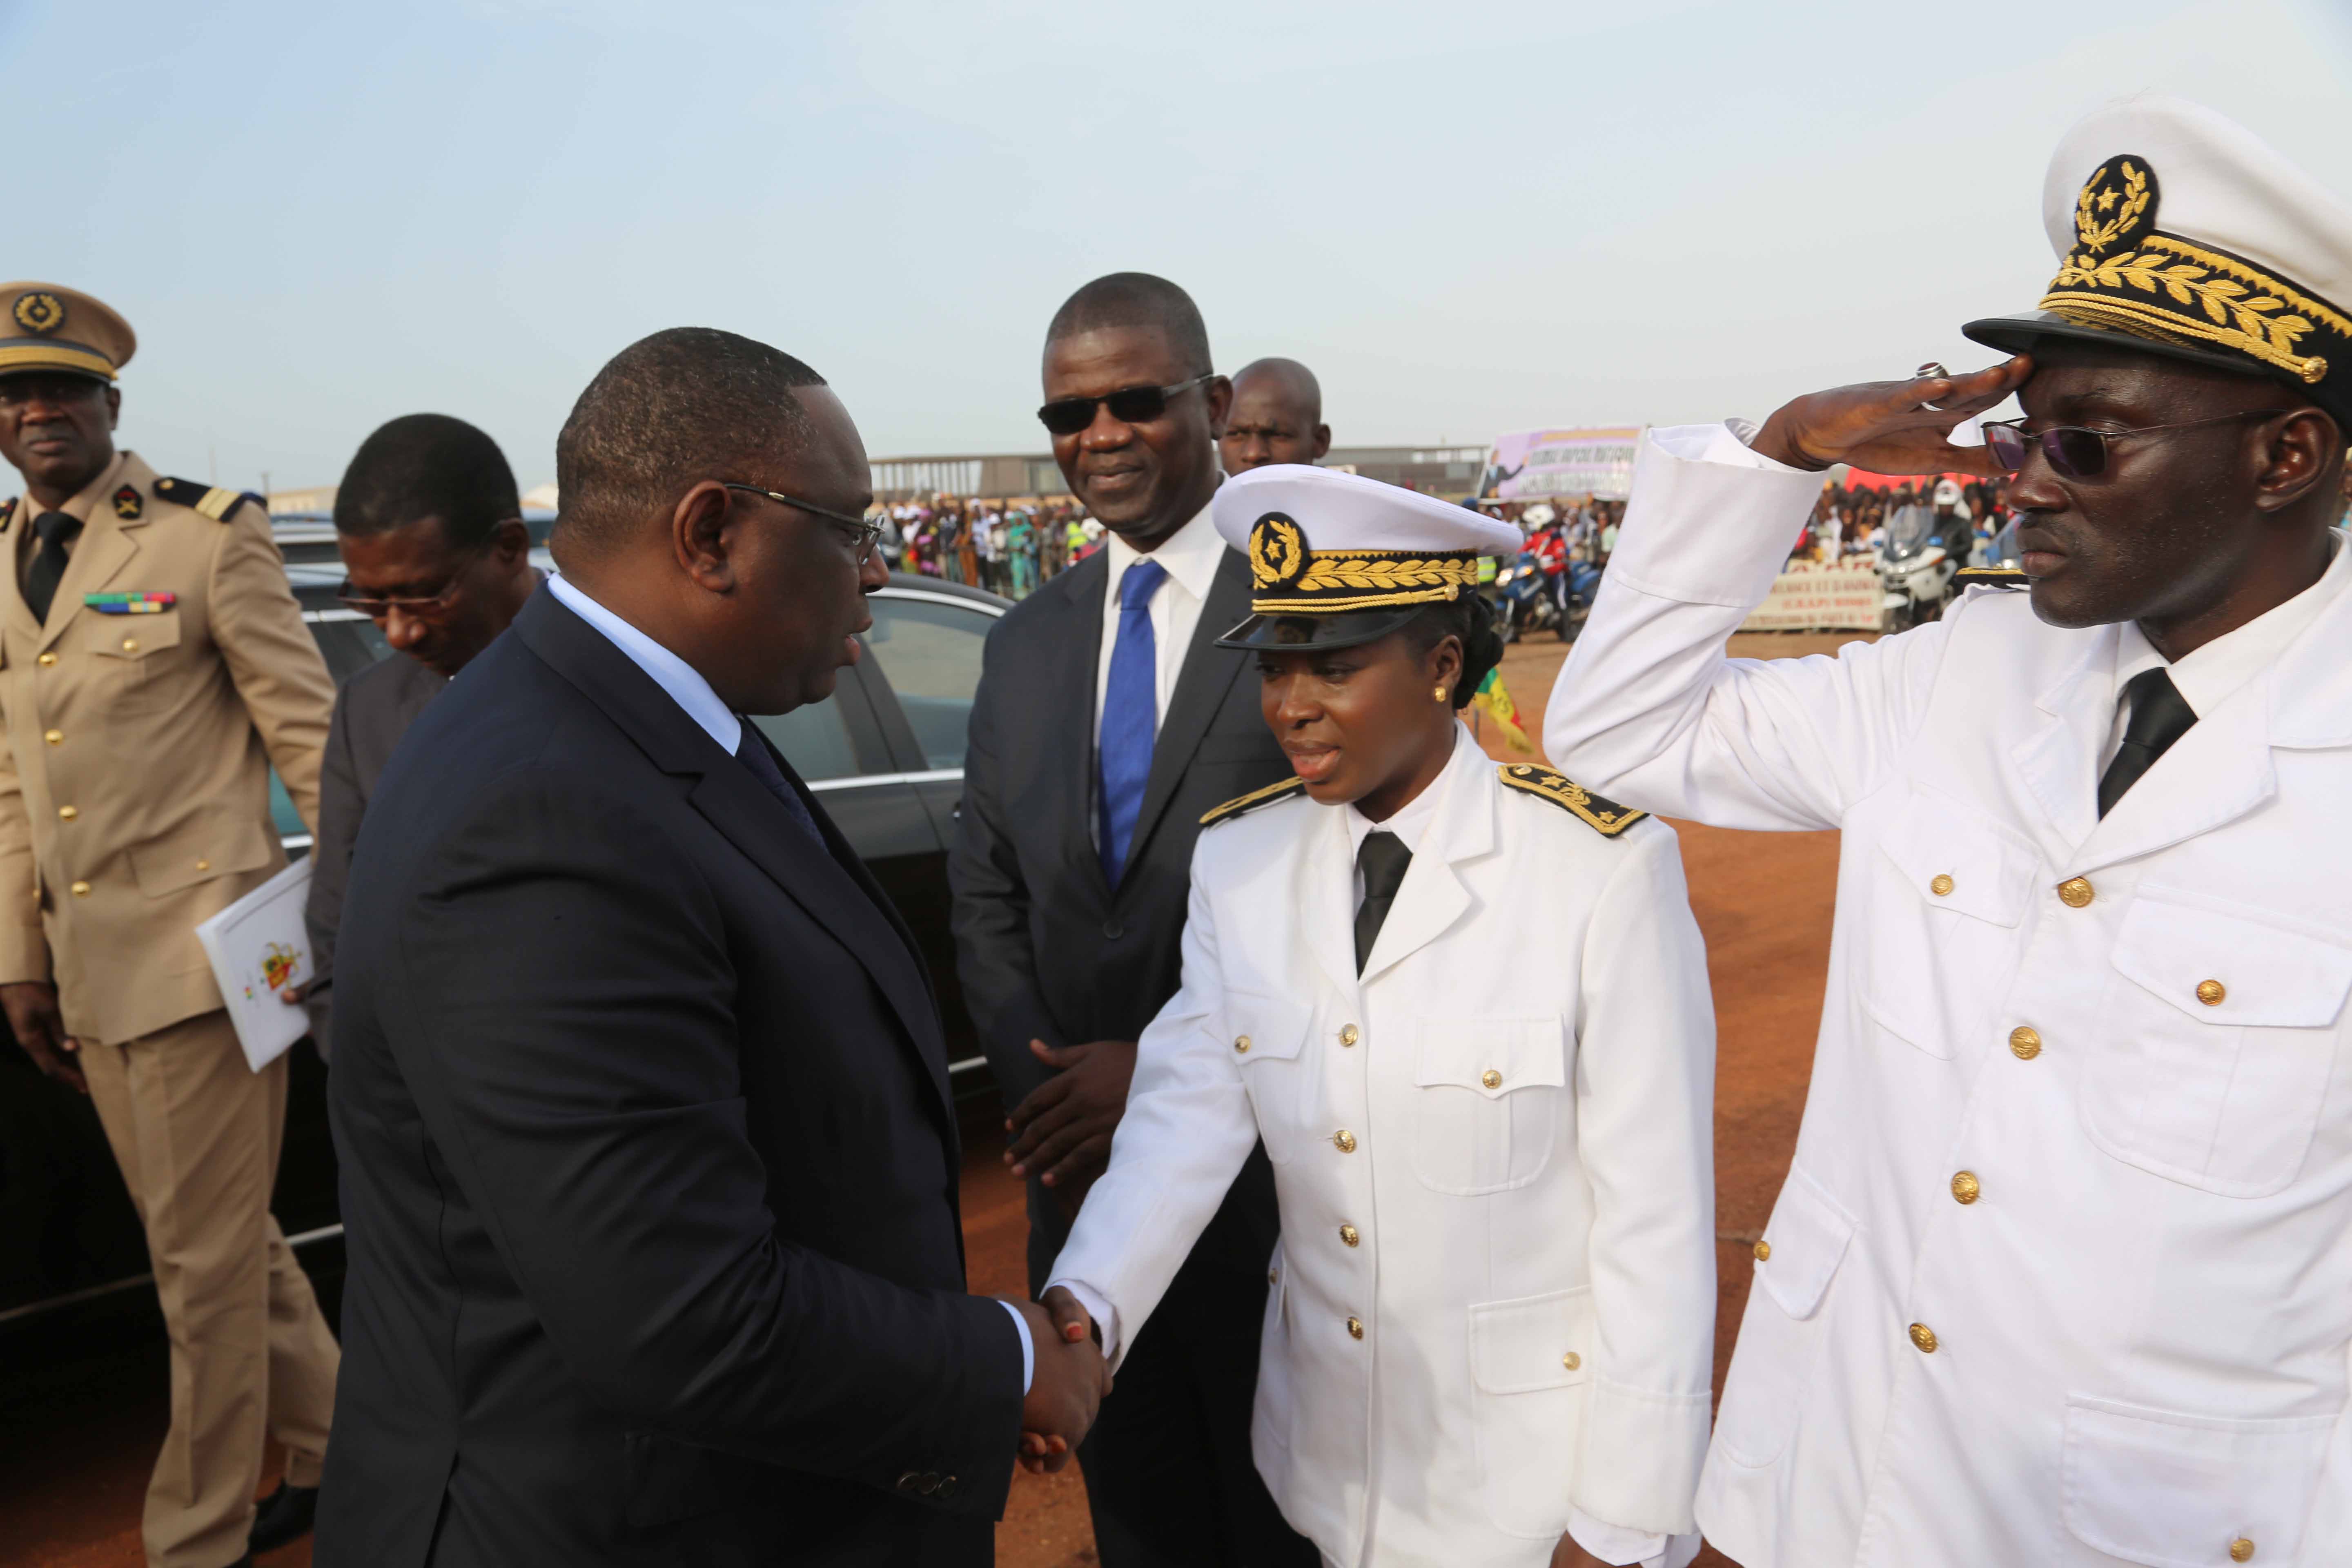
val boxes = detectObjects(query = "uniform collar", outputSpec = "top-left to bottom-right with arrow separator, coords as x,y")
33,448 -> 131,527
1103,492 -> 1224,606
2111,532 -> 2349,720
1344,721 -> 1481,863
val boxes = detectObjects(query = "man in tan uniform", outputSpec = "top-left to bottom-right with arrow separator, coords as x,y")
0,283 -> 340,1568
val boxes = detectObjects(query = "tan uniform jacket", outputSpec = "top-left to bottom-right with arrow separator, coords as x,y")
0,451 -> 332,1044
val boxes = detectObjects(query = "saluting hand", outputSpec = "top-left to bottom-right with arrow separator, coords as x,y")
2,980 -> 84,1095
1005,1037 -> 1137,1216
1749,357 -> 2031,476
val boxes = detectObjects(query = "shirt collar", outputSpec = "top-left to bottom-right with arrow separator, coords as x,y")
1344,722 -> 1481,862
1103,492 -> 1224,604
545,572 -> 741,755
2112,531 -> 2350,717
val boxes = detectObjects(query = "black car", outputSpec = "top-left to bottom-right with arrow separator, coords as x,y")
0,567 -> 1009,1325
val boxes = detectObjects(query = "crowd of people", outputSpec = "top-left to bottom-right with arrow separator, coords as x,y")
880,497 -> 1099,596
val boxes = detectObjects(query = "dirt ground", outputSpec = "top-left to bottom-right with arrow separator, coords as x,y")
0,630 -> 1863,1568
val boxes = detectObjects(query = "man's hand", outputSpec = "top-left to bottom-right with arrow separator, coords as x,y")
1009,1296 -> 1111,1475
1549,1533 -> 1614,1568
2,980 -> 84,1095
278,981 -> 310,1005
1749,357 -> 2030,476
1005,1038 -> 1136,1213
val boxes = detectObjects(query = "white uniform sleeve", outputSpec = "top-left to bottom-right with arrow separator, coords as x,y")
1545,424 -> 1957,831
1571,822 -> 1717,1536
1045,847 -> 1259,1369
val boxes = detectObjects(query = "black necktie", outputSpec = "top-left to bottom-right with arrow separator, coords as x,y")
2096,667 -> 2197,818
1354,832 -> 1413,974
733,721 -> 826,846
24,511 -> 81,625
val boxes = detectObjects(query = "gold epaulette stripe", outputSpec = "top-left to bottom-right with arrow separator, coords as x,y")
1497,764 -> 1647,836
155,477 -> 256,522
1200,775 -> 1307,826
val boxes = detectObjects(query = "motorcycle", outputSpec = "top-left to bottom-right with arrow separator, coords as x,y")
1490,550 -> 1563,643
1878,503 -> 1957,631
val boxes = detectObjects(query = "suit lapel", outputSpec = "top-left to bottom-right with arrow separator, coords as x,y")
1123,546 -> 1252,886
1296,803 -> 1361,1000
36,483 -> 147,656
2010,629 -> 2114,859
1051,554 -> 1111,899
1360,738 -> 1490,982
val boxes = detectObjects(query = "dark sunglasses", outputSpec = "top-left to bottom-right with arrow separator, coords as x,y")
722,482 -> 884,564
1036,374 -> 1214,437
1981,409 -> 2292,480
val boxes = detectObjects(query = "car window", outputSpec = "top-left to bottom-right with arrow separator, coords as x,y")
860,595 -> 994,770
751,697 -> 860,783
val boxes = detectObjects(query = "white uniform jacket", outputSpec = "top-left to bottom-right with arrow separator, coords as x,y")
1049,726 -> 1717,1567
1546,426 -> 2352,1568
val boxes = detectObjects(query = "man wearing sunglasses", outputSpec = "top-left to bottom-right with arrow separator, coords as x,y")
1547,98 -> 2352,1568
951,274 -> 1313,1567
290,414 -> 541,1067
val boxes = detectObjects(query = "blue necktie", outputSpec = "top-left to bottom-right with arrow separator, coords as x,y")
734,720 -> 825,846
1098,558 -> 1167,886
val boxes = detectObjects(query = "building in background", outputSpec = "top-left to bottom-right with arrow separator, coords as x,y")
869,444 -> 1488,504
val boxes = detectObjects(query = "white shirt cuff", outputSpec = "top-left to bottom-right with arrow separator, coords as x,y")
998,1299 -> 1033,1394
1568,1506 -> 1668,1566
1042,1278 -> 1122,1364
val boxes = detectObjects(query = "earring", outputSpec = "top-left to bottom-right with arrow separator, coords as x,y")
1433,684 -> 1450,702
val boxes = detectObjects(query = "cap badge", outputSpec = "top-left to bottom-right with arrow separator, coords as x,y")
2072,155 -> 2158,256
111,485 -> 142,520
12,292 -> 65,336
1250,512 -> 1310,591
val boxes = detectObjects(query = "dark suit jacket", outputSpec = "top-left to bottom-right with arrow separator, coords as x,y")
303,649 -> 446,1049
318,590 -> 1024,1568
949,544 -> 1293,1284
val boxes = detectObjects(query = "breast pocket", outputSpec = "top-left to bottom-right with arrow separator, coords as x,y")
1410,1015 -> 1567,1195
83,608 -> 184,714
1227,991 -> 1316,1166
1861,789 -> 2037,1058
2082,891 -> 2352,1198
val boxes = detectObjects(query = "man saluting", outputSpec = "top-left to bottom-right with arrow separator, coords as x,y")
1548,97 -> 2352,1567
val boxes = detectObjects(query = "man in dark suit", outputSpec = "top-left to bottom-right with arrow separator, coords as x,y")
950,275 -> 1314,1567
318,327 -> 1108,1568
290,414 -> 540,1058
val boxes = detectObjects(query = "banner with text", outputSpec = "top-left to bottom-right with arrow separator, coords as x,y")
1740,559 -> 1883,633
1485,425 -> 1644,501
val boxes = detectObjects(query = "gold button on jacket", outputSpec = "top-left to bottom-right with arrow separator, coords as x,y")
1929,873 -> 1955,896
2058,876 -> 2095,908
1339,1023 -> 1359,1047
1345,1316 -> 1364,1341
2196,979 -> 2226,1006
1332,1129 -> 1357,1154
2009,1026 -> 2043,1060
1234,1034 -> 1252,1053
1479,1068 -> 1502,1089
0,453 -> 332,1045
1908,1322 -> 1939,1354
1950,1171 -> 1981,1205
1753,1239 -> 1771,1261
1339,1223 -> 1359,1247
2231,1538 -> 2255,1562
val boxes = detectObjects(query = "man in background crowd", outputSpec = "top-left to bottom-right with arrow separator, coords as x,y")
0,282 -> 341,1568
1217,356 -> 1331,475
292,414 -> 541,1050
952,273 -> 1312,1567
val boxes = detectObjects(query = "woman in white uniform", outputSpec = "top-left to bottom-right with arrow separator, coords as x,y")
1042,466 -> 1718,1568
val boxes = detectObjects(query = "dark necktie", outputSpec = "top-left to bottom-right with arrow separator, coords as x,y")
2096,667 -> 2197,818
733,721 -> 826,846
24,511 -> 81,625
1354,831 -> 1414,974
1097,558 -> 1167,886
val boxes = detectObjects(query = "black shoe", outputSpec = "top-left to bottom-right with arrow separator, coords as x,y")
248,1480 -> 318,1555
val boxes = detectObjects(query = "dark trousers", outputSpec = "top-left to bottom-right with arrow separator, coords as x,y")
1027,1150 -> 1317,1568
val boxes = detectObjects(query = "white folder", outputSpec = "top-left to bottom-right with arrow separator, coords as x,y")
193,857 -> 315,1073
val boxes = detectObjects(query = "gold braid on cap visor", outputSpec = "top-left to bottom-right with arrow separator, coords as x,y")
2039,154 -> 2345,388
1250,549 -> 1483,613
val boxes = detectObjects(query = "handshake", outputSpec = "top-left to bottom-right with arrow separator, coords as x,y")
1007,1287 -> 1110,1474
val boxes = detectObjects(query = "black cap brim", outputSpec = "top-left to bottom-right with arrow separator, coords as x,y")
1214,606 -> 1427,652
1962,311 -> 2352,426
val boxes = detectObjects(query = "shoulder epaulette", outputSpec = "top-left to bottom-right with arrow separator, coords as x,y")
0,497 -> 15,534
1498,764 -> 1647,836
1200,775 -> 1307,827
1953,566 -> 2028,590
153,476 -> 261,522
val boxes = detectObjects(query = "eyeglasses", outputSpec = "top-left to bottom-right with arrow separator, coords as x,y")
722,483 -> 884,564
337,542 -> 490,619
1981,410 -> 2293,480
1036,374 -> 1214,438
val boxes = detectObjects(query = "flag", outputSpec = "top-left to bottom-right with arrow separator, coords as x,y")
1471,667 -> 1537,755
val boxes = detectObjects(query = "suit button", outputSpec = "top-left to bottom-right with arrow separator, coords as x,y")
1753,1240 -> 1771,1261
1950,1170 -> 1980,1205
897,1472 -> 922,1492
36,652 -> 55,666
935,1476 -> 957,1499
2057,876 -> 2094,908
42,729 -> 60,745
1346,1316 -> 1364,1341
1562,1351 -> 1581,1371
1339,1024 -> 1359,1046
69,880 -> 89,896
2196,979 -> 2226,1006
1480,1068 -> 1502,1089
1339,1223 -> 1359,1247
1103,921 -> 1124,940
1908,1322 -> 1938,1354
120,638 -> 139,653
56,805 -> 75,821
2232,1539 -> 2256,1562
920,1472 -> 942,1494
2009,1026 -> 2042,1061
1234,1035 -> 1251,1054
1332,1129 -> 1356,1153
1929,873 -> 1954,896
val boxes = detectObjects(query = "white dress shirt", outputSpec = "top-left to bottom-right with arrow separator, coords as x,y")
547,572 -> 1035,1394
1092,497 -> 1227,744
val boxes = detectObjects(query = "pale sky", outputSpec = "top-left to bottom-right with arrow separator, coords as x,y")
7,0 -> 2349,493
